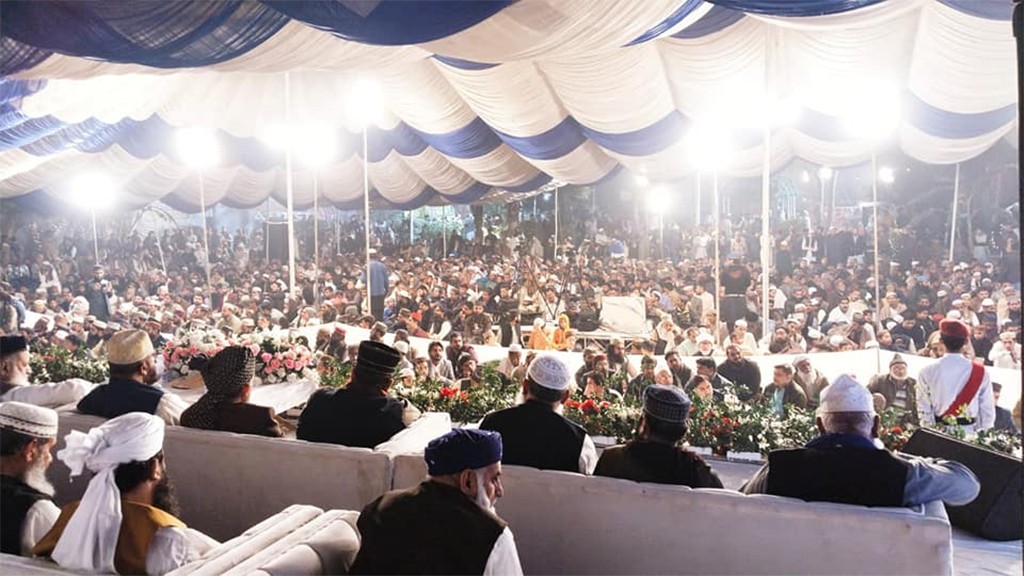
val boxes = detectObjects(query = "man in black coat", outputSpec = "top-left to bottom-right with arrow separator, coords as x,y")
298,341 -> 420,448
480,355 -> 596,474
716,344 -> 761,402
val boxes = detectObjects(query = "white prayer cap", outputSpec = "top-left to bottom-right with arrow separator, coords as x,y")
818,375 -> 873,414
53,413 -> 165,574
937,290 -> 948,297
864,340 -> 880,349
982,298 -> 995,306
892,314 -> 904,323
0,402 -> 58,438
947,310 -> 962,319
526,355 -> 571,391
398,368 -> 415,379
533,318 -> 546,327
735,319 -> 748,328
107,330 -> 155,365
696,333 -> 714,344
807,328 -> 823,339
829,335 -> 844,347
509,343 -> 523,353
394,341 -> 409,354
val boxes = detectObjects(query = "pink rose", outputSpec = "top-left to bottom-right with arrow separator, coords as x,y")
261,352 -> 273,363
264,366 -> 274,375
285,359 -> 295,370
271,359 -> 281,370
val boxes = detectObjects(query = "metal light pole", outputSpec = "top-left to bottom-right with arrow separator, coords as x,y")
871,154 -> 881,316
948,162 -> 961,262
90,208 -> 100,264
313,171 -> 320,304
363,125 -> 372,312
713,170 -> 721,324
198,172 -> 211,289
760,124 -> 771,336
554,187 -> 560,260
284,72 -> 297,296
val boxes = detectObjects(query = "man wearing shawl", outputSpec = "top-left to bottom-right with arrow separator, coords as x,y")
34,413 -> 218,574
351,429 -> 522,575
180,346 -> 282,437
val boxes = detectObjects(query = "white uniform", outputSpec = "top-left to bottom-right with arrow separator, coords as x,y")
916,354 -> 995,431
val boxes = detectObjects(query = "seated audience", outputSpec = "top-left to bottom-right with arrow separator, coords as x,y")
480,355 -> 597,474
764,364 -> 808,418
0,336 -> 94,407
792,356 -> 829,409
595,385 -> 723,488
351,429 -> 522,575
76,330 -> 189,425
297,341 -> 420,448
991,383 -> 1019,434
742,375 -> 980,507
34,413 -> 219,574
0,402 -> 60,556
867,354 -> 919,425
180,346 -> 283,437
716,344 -> 760,402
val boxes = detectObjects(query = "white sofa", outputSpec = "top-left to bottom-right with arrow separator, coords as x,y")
391,453 -> 954,575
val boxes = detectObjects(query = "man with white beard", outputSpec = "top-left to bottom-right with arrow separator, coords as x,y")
0,336 -> 94,408
351,429 -> 523,575
792,356 -> 830,410
0,402 -> 61,556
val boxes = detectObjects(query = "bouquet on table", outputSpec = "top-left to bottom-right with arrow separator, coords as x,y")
248,331 -> 317,385
162,330 -> 230,378
29,343 -> 109,384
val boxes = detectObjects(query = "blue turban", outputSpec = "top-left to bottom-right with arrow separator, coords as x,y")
425,429 -> 503,476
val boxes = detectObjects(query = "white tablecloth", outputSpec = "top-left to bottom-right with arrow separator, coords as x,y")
171,379 -> 318,415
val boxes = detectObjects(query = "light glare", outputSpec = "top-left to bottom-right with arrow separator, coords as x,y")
71,173 -> 115,209
176,127 -> 220,169
878,166 -> 895,184
687,124 -> 734,170
818,166 -> 834,180
346,77 -> 385,130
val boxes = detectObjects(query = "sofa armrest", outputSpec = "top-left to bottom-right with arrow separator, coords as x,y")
221,510 -> 360,576
374,412 -> 452,456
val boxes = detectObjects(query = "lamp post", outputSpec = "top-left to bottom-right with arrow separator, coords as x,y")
949,163 -> 961,262
818,167 -> 833,226
175,127 -> 220,289
295,126 -> 337,306
347,77 -> 385,316
687,125 -> 733,335
71,173 -> 115,264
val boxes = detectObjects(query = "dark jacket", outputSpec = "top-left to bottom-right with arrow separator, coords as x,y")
480,400 -> 586,473
297,387 -> 407,448
1,475 -> 53,555
351,481 -> 506,575
764,382 -> 808,417
194,402 -> 283,438
594,441 -> 723,488
867,375 -> 919,425
717,360 -> 761,401
77,377 -> 164,419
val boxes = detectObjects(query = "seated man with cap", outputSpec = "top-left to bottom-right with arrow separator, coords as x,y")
0,402 -> 61,556
77,330 -> 189,425
480,355 -> 597,474
34,413 -> 218,574
1,336 -> 95,408
595,386 -> 723,488
351,429 -> 522,575
180,346 -> 283,437
867,354 -> 919,426
496,344 -> 523,383
742,375 -> 980,507
298,341 -> 421,448
916,319 -> 995,432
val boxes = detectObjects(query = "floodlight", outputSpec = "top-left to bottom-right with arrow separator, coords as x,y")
841,86 -> 901,141
686,124 -> 734,170
176,127 -> 220,169
346,77 -> 385,130
71,173 -> 116,209
878,166 -> 895,184
818,166 -> 834,180
768,97 -> 801,127
635,174 -> 649,187
649,186 -> 669,213
801,171 -> 810,183
295,125 -> 338,168
260,123 -> 293,151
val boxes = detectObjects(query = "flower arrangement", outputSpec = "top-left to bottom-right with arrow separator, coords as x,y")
248,331 -> 317,385
563,398 -> 641,443
317,355 -> 352,389
162,330 -> 230,378
29,343 -> 109,384
393,364 -> 518,424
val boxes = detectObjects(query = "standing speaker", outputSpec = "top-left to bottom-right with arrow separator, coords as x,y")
902,428 -> 1022,541
265,222 -> 289,262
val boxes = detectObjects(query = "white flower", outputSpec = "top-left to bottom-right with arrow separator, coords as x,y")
252,377 -> 262,386
181,365 -> 190,375
286,373 -> 298,383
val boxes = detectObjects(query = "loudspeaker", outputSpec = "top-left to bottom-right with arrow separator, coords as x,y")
902,428 -> 1022,541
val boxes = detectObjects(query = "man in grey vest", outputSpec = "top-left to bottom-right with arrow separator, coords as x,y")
351,429 -> 523,575
742,375 -> 980,507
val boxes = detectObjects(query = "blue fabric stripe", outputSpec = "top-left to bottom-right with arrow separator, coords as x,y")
580,112 -> 687,157
502,172 -> 553,193
432,54 -> 500,71
671,5 -> 745,38
704,0 -> 883,16
904,93 -> 1017,139
626,0 -> 707,46
0,79 -> 47,105
264,1 -> 513,46
493,117 -> 587,160
935,0 -> 1013,21
405,117 -> 503,160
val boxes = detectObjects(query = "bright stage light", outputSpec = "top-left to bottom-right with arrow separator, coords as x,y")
635,174 -> 649,187
687,124 -> 733,170
818,166 -> 834,180
878,166 -> 895,184
649,186 -> 669,213
71,172 -> 116,209
801,171 -> 810,183
841,86 -> 901,141
176,127 -> 220,169
346,77 -> 385,131
295,125 -> 338,167
767,97 -> 801,128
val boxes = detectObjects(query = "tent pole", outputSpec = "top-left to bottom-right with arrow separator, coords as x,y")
872,154 -> 881,317
410,208 -> 415,245
91,208 -> 100,264
442,205 -> 447,258
554,187 -> 559,260
284,71 -> 297,296
713,169 -> 721,341
313,171 -> 319,305
696,171 -> 702,226
949,162 -> 961,262
830,169 -> 839,226
761,124 -> 771,337
199,172 -> 211,290
363,125 -> 372,312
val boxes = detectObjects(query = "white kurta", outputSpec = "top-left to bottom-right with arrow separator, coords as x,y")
1,380 -> 95,408
154,392 -> 190,426
483,527 -> 524,576
21,499 -> 61,556
916,354 -> 995,430
145,526 -> 219,575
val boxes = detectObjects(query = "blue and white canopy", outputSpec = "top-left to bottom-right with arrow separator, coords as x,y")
0,0 -> 1017,211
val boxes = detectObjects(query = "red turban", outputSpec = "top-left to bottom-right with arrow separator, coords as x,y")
939,319 -> 969,340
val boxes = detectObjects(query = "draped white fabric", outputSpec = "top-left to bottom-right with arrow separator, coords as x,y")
2,0 -> 1017,210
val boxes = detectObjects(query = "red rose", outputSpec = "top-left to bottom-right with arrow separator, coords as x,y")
459,392 -> 469,401
891,426 -> 903,435
581,399 -> 599,415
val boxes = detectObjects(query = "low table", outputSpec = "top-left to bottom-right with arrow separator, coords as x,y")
171,379 -> 318,416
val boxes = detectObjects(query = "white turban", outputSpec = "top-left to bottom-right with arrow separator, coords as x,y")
53,413 -> 165,574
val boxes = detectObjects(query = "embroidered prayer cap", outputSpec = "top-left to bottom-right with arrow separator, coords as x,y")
0,402 -> 58,438
353,340 -> 401,382
106,330 -> 155,365
394,341 -> 409,355
0,335 -> 28,357
818,375 -> 873,414
643,385 -> 691,425
424,429 -> 503,476
526,354 -> 572,391
202,346 -> 255,396
51,413 -> 165,574
939,319 -> 970,340
890,354 -> 907,367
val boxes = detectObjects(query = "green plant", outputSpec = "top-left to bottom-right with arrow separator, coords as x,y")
29,343 -> 109,384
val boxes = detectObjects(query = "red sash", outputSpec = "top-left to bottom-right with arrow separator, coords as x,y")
939,362 -> 985,419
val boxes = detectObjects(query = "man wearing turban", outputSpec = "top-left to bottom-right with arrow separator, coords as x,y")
180,346 -> 282,437
916,319 -> 995,431
34,413 -> 218,574
351,429 -> 522,575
